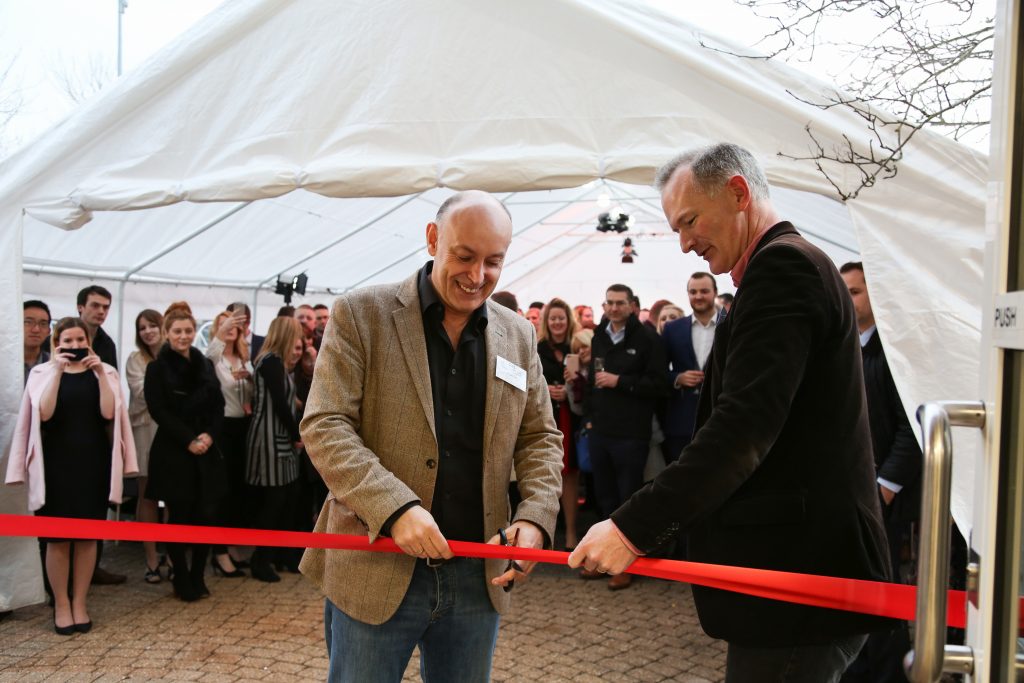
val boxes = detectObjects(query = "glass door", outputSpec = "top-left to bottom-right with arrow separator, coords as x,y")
967,0 -> 1024,679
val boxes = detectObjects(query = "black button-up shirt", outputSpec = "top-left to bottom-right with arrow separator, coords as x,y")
417,261 -> 488,542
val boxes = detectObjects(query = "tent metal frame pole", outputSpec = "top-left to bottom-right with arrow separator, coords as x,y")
342,187 -> 595,293
123,201 -> 254,279
116,280 -> 126,371
22,262 -> 268,290
614,183 -> 860,255
256,192 -> 425,288
252,287 -> 260,335
500,229 -> 600,292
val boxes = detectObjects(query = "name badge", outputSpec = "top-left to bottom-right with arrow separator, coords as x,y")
495,356 -> 527,392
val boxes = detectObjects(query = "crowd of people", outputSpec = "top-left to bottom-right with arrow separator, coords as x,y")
5,142 -> 929,683
8,287 -> 334,631
492,277 -> 734,591
7,273 -> 737,626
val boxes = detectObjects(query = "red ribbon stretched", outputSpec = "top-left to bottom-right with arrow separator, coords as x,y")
0,514 -> 967,628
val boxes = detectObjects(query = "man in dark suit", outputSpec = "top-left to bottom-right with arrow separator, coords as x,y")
75,285 -> 126,586
76,285 -> 118,369
570,143 -> 892,682
661,272 -> 719,464
839,261 -> 921,683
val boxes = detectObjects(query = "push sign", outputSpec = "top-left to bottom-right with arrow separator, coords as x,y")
992,292 -> 1024,349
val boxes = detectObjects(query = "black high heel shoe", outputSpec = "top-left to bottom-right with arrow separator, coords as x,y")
211,556 -> 245,578
53,619 -> 75,636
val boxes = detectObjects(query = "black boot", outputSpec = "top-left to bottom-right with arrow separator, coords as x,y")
190,545 -> 210,598
249,549 -> 281,583
168,545 -> 199,602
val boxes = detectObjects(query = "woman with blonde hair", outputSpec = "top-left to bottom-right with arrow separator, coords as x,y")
246,316 -> 304,582
6,317 -> 137,634
538,298 -> 582,549
125,309 -> 165,583
145,302 -> 226,601
205,310 -> 254,577
656,305 -> 685,335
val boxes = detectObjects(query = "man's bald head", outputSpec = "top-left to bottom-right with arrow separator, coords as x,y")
435,190 -> 512,227
426,191 -> 514,324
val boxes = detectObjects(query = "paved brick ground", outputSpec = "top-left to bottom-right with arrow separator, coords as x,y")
0,541 -> 726,682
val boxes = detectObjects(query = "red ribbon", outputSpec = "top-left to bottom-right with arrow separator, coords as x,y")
0,514 -> 967,628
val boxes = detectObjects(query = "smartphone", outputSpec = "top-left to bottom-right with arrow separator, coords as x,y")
61,347 -> 89,362
564,353 -> 580,379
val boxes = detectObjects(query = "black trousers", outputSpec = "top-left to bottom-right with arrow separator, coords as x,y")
588,432 -> 648,519
252,480 -> 300,566
211,416 -> 251,556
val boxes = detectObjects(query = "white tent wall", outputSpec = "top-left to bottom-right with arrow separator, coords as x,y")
0,0 -> 989,610
0,220 -> 43,612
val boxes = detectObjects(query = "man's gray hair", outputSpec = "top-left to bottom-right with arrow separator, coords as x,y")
654,142 -> 771,201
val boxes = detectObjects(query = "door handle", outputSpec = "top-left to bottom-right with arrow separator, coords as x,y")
904,401 -> 985,682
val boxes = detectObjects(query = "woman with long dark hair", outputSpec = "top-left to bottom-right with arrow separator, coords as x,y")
537,298 -> 581,550
7,317 -> 137,634
125,309 -> 165,583
246,316 -> 304,583
145,302 -> 226,602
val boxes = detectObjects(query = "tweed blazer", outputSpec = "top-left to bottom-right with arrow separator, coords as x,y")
299,271 -> 564,625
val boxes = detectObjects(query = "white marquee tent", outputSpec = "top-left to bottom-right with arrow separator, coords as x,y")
0,0 -> 987,611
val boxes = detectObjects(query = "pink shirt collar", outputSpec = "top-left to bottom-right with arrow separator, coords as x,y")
729,223 -> 775,287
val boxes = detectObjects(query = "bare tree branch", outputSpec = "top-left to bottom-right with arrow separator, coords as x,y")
49,52 -> 113,105
0,55 -> 24,158
709,0 -> 993,200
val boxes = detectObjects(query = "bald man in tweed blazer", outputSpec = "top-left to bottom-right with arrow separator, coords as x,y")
300,192 -> 564,682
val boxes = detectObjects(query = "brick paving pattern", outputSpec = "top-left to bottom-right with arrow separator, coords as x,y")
0,542 -> 726,682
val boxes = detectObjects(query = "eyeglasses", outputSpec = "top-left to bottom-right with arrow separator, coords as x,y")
604,300 -> 630,307
23,319 -> 50,329
498,527 -> 523,593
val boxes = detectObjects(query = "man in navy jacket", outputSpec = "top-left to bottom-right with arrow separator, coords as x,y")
661,272 -> 719,464
570,143 -> 892,681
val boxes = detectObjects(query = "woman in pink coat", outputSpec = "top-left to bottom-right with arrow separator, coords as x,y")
5,317 -> 137,635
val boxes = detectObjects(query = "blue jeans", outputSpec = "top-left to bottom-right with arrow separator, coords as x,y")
324,558 -> 500,682
725,633 -> 868,683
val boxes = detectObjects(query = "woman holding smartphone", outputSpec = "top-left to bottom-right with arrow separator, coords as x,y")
125,309 -> 165,583
145,302 -> 226,602
205,309 -> 254,577
6,317 -> 137,634
537,298 -> 581,550
246,316 -> 304,583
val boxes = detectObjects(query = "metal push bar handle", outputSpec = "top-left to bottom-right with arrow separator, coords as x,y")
905,401 -> 985,682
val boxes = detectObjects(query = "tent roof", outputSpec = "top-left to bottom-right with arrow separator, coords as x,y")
20,180 -> 860,294
0,0 -> 987,531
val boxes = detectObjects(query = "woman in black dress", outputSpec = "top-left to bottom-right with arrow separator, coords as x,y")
145,302 -> 226,602
537,298 -> 581,550
25,318 -> 125,634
